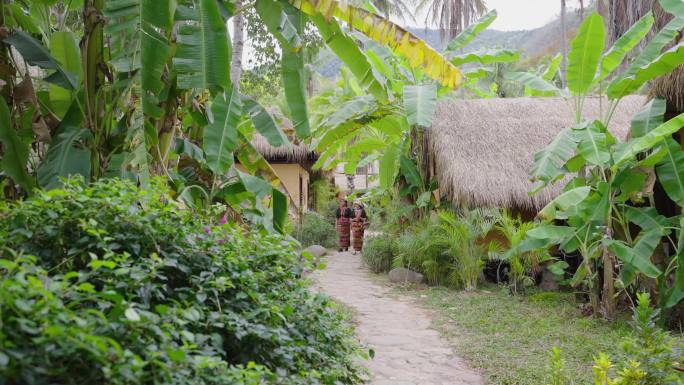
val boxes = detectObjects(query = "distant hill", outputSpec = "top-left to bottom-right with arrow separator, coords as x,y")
314,10 -> 582,78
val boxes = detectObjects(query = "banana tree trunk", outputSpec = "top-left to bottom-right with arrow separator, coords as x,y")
82,0 -> 105,178
230,1 -> 245,89
602,226 -> 617,319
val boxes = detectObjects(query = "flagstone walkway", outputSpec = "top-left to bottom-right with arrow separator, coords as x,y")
312,251 -> 484,385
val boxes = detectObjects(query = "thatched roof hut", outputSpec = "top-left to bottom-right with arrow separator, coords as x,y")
428,96 -> 646,212
251,134 -> 318,165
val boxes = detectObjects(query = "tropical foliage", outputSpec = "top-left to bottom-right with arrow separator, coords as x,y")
311,9 -> 517,218
0,0 -> 462,233
0,178 -> 366,384
506,2 -> 684,319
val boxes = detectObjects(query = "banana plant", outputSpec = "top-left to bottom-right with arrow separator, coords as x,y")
515,1 -> 684,318
310,7 -> 517,201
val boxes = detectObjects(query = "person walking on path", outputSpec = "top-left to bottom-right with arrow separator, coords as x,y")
335,199 -> 353,252
351,203 -> 369,255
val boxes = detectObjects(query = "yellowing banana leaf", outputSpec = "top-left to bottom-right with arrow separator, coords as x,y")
289,0 -> 463,89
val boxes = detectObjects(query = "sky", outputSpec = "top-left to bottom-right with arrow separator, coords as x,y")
402,0 -> 583,31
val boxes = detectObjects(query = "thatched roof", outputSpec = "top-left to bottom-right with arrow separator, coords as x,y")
251,134 -> 317,164
428,96 -> 646,211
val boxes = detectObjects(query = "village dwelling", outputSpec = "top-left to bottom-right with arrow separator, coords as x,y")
427,96 -> 646,218
239,134 -> 318,214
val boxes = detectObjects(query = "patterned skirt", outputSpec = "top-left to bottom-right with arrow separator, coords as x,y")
351,223 -> 365,252
337,217 -> 351,248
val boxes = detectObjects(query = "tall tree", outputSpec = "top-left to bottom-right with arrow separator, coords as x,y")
418,0 -> 487,42
230,2 -> 245,89
560,0 -> 568,88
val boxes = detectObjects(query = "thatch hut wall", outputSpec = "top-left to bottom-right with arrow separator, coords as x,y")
428,96 -> 645,212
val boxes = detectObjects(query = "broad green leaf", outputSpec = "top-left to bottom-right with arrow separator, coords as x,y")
598,12 -> 654,80
236,131 -> 284,184
505,72 -> 561,94
606,232 -> 662,278
530,128 -> 578,184
566,12 -> 605,95
311,14 -> 387,102
615,112 -> 684,165
175,138 -> 205,162
142,0 -> 174,28
607,42 -> 684,99
630,98 -> 665,138
399,155 -> 422,188
242,96 -> 288,147
257,1 -> 311,138
48,32 -> 82,118
463,67 -> 493,79
403,84 -> 437,127
416,191 -> 432,208
574,121 -> 610,166
37,127 -> 91,189
140,24 -> 171,118
174,0 -> 231,91
3,31 -> 77,89
667,222 -> 684,307
626,15 -> 684,74
538,186 -> 592,220
203,87 -> 241,175
542,54 -> 562,81
379,143 -> 400,189
238,170 -> 273,199
319,95 -> 376,130
624,206 -> 670,237
272,188 -> 288,234
343,137 -> 386,174
369,114 -> 409,138
656,138 -> 684,207
0,99 -> 34,191
289,0 -> 463,88
450,49 -> 519,66
526,224 -> 577,242
446,10 -> 497,52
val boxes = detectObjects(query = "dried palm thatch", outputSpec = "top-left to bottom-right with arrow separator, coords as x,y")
250,134 -> 317,163
428,96 -> 646,211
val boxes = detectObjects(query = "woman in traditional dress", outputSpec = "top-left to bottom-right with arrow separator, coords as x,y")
351,203 -> 369,254
335,199 -> 353,252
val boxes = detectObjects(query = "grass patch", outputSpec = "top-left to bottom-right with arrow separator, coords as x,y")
395,284 -> 636,385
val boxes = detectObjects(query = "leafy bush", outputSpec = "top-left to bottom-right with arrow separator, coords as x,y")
0,179 -> 365,385
292,212 -> 337,249
548,293 -> 684,385
392,209 -> 498,289
362,236 -> 396,273
394,223 -> 448,285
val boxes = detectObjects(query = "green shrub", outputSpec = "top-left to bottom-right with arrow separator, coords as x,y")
362,236 -> 396,273
548,293 -> 684,385
292,212 -> 337,248
0,179 -> 364,385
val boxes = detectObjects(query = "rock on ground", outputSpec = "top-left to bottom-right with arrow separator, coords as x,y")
304,245 -> 328,258
312,252 -> 484,385
388,267 -> 425,284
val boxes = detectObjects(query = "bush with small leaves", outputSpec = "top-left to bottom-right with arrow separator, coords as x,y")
292,212 -> 337,249
0,178 -> 365,385
362,236 -> 396,273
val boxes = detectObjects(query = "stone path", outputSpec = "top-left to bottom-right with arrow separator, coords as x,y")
313,251 -> 484,385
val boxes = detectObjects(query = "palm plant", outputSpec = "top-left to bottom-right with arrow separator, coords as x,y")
490,211 -> 551,294
417,0 -> 487,42
434,208 -> 499,291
